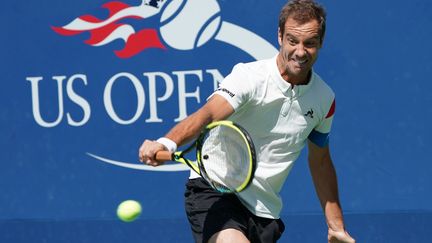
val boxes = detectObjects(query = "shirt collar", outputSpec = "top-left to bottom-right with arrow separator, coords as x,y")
270,55 -> 315,98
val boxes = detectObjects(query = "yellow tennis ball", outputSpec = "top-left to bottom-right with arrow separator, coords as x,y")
117,200 -> 142,222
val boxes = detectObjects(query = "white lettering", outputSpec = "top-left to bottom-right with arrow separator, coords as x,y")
143,72 -> 174,123
26,76 -> 65,128
172,70 -> 203,122
104,72 -> 145,125
27,69 -> 226,127
66,74 -> 91,126
206,69 -> 224,91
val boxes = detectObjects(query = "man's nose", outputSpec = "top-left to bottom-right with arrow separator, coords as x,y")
294,44 -> 307,58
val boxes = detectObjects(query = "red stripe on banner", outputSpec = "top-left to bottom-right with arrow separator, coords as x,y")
85,23 -> 123,45
325,99 -> 336,118
103,1 -> 131,18
80,15 -> 103,23
51,26 -> 84,36
115,29 -> 166,58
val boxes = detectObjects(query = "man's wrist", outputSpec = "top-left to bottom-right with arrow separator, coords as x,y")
156,137 -> 177,153
327,217 -> 345,232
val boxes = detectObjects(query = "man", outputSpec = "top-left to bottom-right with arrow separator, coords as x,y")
139,0 -> 355,242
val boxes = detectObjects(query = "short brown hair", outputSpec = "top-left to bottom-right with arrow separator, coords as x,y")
279,0 -> 327,44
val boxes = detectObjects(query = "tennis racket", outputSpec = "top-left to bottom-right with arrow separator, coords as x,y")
156,120 -> 256,193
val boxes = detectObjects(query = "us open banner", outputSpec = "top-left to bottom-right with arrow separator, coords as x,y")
27,0 -> 277,172
2,1 -> 281,241
1,0 -> 432,242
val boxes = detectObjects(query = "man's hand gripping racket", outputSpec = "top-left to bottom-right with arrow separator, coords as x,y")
141,121 -> 257,193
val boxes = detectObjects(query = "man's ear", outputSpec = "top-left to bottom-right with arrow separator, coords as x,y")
318,38 -> 324,49
278,27 -> 282,46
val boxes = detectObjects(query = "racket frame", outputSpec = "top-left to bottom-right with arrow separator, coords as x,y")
156,120 -> 256,193
196,120 -> 256,193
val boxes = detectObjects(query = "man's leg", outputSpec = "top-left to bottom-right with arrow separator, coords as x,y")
208,228 -> 250,243
185,178 -> 248,243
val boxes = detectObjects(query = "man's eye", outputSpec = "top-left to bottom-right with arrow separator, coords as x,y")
305,40 -> 320,48
287,38 -> 296,45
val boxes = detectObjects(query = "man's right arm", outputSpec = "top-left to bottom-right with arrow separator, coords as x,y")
138,94 -> 234,166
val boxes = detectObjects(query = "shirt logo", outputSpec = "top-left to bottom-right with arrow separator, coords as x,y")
216,88 -> 235,98
304,108 -> 314,118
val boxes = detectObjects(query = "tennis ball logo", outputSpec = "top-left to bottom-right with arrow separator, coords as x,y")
160,0 -> 221,50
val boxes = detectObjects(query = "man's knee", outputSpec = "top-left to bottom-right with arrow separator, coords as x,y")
208,228 -> 249,243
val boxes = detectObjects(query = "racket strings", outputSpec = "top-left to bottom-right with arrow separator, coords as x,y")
200,125 -> 252,192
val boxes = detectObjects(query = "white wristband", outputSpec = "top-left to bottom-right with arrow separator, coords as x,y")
156,137 -> 177,153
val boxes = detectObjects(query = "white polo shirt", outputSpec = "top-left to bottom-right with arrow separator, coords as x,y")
190,55 -> 336,219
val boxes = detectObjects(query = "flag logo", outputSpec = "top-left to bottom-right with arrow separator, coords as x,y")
52,0 -> 277,60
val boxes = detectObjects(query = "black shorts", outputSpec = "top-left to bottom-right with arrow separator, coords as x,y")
184,178 -> 285,243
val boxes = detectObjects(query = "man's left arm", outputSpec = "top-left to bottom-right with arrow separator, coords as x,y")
307,141 -> 355,243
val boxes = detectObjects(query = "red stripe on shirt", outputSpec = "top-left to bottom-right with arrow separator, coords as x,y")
325,99 -> 336,118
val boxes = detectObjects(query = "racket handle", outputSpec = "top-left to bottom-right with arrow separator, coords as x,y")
155,151 -> 173,161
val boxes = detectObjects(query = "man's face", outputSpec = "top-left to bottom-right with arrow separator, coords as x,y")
277,17 -> 322,84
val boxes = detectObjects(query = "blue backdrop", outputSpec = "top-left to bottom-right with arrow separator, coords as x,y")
1,0 -> 431,242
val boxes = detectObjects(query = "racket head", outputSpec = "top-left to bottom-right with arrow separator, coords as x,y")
196,121 -> 256,193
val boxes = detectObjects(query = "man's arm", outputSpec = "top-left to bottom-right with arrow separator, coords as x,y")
139,94 -> 234,166
307,141 -> 355,243
164,94 -> 234,146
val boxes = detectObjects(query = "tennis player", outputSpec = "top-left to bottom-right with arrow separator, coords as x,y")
139,0 -> 355,242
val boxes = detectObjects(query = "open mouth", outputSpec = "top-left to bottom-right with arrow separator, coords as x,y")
292,59 -> 308,67
296,58 -> 307,64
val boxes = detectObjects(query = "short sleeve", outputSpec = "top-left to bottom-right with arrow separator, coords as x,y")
308,99 -> 335,147
209,63 -> 254,110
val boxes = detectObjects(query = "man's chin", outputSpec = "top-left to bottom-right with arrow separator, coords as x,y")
290,69 -> 308,78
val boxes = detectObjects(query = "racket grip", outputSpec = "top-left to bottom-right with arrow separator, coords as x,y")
155,151 -> 173,161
